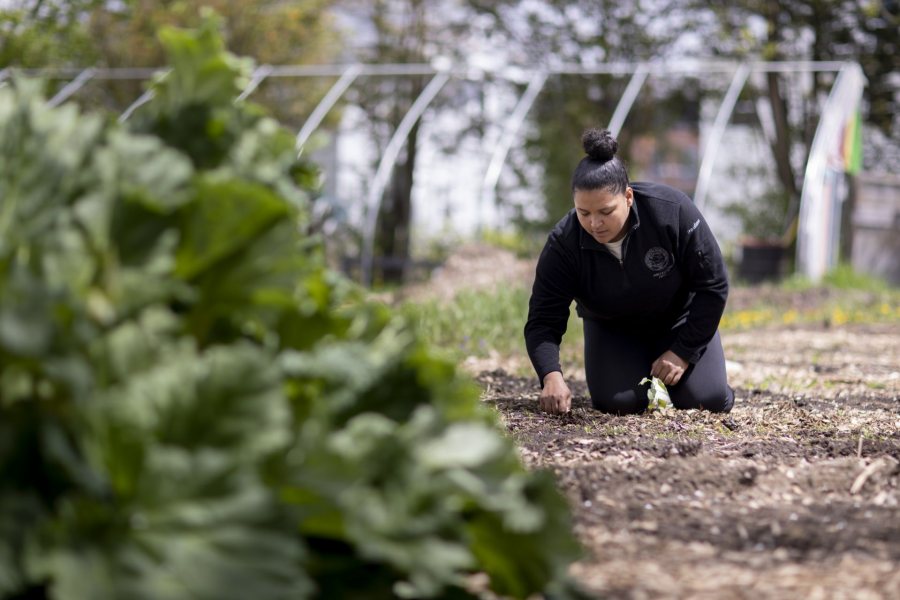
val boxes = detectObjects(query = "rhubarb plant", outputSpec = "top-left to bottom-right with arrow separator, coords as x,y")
0,18 -> 583,600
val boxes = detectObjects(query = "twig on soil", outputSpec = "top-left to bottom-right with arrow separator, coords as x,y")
850,457 -> 898,494
712,441 -> 750,454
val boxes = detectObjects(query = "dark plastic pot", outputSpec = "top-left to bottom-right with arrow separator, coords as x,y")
738,240 -> 786,284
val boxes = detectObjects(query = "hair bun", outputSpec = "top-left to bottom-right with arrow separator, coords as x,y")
582,128 -> 618,162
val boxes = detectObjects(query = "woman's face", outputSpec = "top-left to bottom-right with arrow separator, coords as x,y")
574,186 -> 634,244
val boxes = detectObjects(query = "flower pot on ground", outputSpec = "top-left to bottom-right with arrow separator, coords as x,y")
723,186 -> 793,284
737,237 -> 787,284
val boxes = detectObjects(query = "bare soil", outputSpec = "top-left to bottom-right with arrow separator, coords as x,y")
403,244 -> 900,598
476,325 -> 900,599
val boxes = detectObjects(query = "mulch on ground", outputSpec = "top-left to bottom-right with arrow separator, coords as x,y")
477,324 -> 900,599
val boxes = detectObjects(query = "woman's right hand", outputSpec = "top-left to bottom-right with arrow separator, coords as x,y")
539,371 -> 572,414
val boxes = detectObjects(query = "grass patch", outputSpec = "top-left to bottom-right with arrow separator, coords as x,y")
401,285 -> 530,359
781,264 -> 893,293
400,284 -> 584,367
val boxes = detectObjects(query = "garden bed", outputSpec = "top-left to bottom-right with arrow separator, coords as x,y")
477,324 -> 899,599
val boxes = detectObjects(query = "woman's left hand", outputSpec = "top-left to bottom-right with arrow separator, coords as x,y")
651,350 -> 689,386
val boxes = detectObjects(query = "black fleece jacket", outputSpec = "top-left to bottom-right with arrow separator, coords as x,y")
524,182 -> 729,385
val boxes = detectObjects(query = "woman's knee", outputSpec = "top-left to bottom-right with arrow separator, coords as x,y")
672,384 -> 734,413
590,387 -> 647,415
704,385 -> 735,413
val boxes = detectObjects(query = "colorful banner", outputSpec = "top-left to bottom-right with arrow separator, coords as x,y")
796,63 -> 866,282
842,110 -> 863,175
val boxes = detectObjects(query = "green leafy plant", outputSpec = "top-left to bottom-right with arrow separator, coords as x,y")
640,377 -> 671,411
0,17 -> 582,600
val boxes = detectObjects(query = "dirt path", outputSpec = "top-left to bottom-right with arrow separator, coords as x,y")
477,324 -> 900,599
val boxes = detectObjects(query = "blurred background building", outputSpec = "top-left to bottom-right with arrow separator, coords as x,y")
2,0 -> 898,284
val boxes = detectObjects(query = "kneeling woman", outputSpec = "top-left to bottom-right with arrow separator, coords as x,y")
524,128 -> 734,415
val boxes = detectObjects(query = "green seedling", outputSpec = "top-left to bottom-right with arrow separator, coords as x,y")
640,376 -> 671,411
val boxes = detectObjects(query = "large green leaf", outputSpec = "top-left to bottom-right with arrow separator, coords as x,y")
27,338 -> 307,599
152,16 -> 253,114
102,130 -> 194,214
174,177 -> 289,280
88,341 -> 290,463
24,461 -> 310,600
131,17 -> 254,169
465,471 -> 581,598
420,422 -> 505,469
0,83 -> 103,254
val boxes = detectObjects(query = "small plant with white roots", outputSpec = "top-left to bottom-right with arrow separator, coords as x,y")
640,376 -> 671,412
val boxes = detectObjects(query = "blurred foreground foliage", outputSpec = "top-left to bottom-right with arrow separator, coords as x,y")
0,19 -> 581,600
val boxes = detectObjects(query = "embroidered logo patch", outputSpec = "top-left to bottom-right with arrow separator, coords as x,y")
644,247 -> 673,276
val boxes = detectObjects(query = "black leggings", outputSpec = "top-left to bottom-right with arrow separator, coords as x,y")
583,320 -> 734,415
